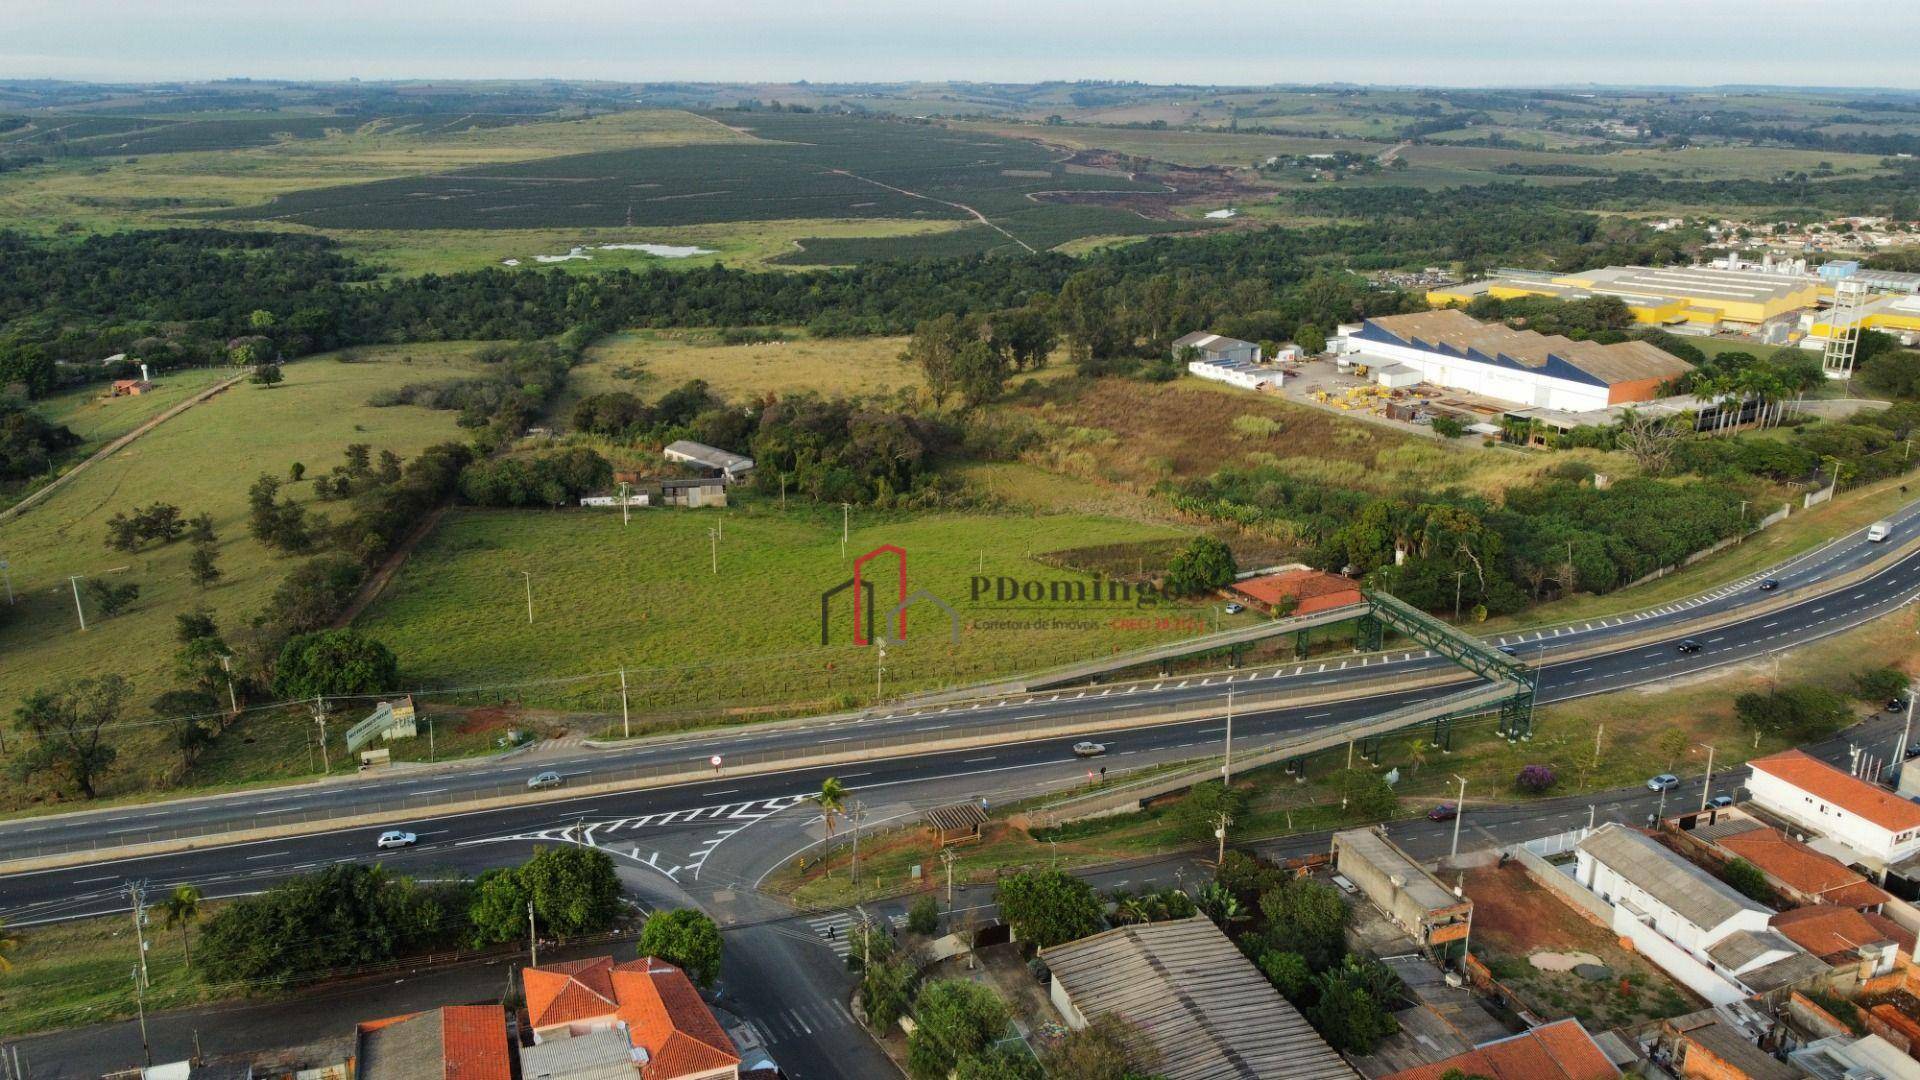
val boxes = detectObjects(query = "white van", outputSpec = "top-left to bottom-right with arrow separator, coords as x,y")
1868,520 -> 1893,543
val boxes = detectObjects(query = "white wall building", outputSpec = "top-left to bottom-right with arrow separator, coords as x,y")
1575,824 -> 1819,1003
1336,309 -> 1691,413
1187,358 -> 1275,391
1171,331 -> 1261,364
1747,750 -> 1920,870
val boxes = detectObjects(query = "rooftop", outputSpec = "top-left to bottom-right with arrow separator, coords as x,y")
1705,928 -> 1795,973
525,956 -> 739,1079
1362,309 -> 1693,386
1577,824 -> 1769,930
357,1005 -> 512,1080
1173,331 -> 1257,352
1749,749 -> 1920,833
662,439 -> 754,475
1711,823 -> 1892,908
1228,570 -> 1365,617
1666,1008 -> 1799,1080
1039,917 -> 1356,1080
1378,1018 -> 1618,1080
1333,828 -> 1462,914
1771,904 -> 1914,964
1571,264 -> 1819,305
519,1028 -> 636,1080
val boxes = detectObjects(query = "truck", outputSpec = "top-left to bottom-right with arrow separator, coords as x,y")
1869,520 -> 1893,543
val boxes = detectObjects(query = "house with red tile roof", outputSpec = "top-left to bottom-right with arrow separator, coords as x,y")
1377,1018 -> 1618,1080
1227,569 -> 1364,617
1772,904 -> 1914,970
354,1004 -> 513,1080
524,956 -> 740,1080
1688,816 -> 1892,910
1746,750 -> 1920,872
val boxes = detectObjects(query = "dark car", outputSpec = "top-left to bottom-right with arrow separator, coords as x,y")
1676,639 -> 1703,654
1427,803 -> 1458,822
1889,699 -> 1909,714
1707,795 -> 1734,809
1757,578 -> 1780,591
1497,645 -> 1518,657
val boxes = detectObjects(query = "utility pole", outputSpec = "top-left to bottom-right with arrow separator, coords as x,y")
874,634 -> 887,703
849,801 -> 863,891
840,502 -> 850,558
68,574 -> 87,631
1214,811 -> 1232,865
1221,686 -> 1234,785
1896,682 -> 1917,772
619,667 -> 631,739
940,847 -> 955,911
427,715 -> 434,760
708,527 -> 719,574
1449,775 -> 1467,859
219,654 -> 239,715
129,882 -> 150,992
1697,743 -> 1717,811
527,900 -> 538,967
619,481 -> 631,527
522,570 -> 534,624
1453,570 -> 1465,622
1587,804 -> 1596,830
132,966 -> 151,1067
312,697 -> 330,774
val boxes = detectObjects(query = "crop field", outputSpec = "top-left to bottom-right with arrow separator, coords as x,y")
205,112 -> 1200,252
0,344 -> 500,808
0,113 -> 539,157
557,330 -> 926,412
354,504 -> 1206,718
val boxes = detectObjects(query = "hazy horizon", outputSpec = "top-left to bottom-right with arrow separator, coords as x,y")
7,0 -> 1920,91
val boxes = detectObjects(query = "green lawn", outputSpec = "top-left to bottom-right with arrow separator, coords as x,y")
0,343 -> 502,809
0,902 -> 218,1039
35,367 -> 235,452
355,502 -> 1206,719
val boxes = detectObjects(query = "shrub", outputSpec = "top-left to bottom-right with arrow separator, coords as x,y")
1855,666 -> 1910,703
638,907 -> 723,987
273,629 -> 399,699
1516,764 -> 1556,793
907,895 -> 940,936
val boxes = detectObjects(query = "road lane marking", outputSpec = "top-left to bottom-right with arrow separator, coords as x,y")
244,851 -> 289,861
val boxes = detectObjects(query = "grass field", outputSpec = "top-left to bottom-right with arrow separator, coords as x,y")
0,344 -> 502,809
556,330 -> 926,415
353,502 -> 1206,718
0,899 -> 219,1039
34,366 -> 235,452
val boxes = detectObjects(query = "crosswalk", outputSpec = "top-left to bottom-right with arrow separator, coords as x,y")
806,910 -> 908,958
756,998 -> 857,1042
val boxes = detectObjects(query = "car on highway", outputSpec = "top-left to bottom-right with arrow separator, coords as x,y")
1869,520 -> 1893,543
1888,699 -> 1909,714
375,830 -> 417,849
1707,795 -> 1735,809
527,770 -> 564,790
1224,602 -> 1245,615
1497,645 -> 1518,657
1757,578 -> 1779,591
1072,741 -> 1107,757
1676,639 -> 1703,654
1647,773 -> 1680,792
1426,803 -> 1458,822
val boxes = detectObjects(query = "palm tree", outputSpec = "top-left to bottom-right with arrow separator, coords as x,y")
1403,736 -> 1429,777
817,777 -> 847,837
0,917 -> 20,974
1197,882 -> 1243,926
161,885 -> 201,970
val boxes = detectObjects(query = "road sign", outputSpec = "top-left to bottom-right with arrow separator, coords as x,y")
710,754 -> 723,772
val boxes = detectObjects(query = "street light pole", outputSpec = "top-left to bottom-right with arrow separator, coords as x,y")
1214,811 -> 1232,865
1449,775 -> 1467,859
313,697 -> 330,774
875,634 -> 887,703
1896,683 -> 1917,772
1697,743 -> 1717,812
68,574 -> 87,631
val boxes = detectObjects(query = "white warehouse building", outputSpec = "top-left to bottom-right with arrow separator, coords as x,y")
1336,310 -> 1693,413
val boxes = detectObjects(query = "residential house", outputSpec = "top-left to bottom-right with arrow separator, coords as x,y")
1791,1033 -> 1920,1079
1377,1017 -> 1618,1080
658,478 -> 727,508
1657,1007 -> 1798,1080
1682,814 -> 1892,910
1038,917 -> 1356,1080
524,956 -> 740,1080
1771,904 -> 1912,975
1227,569 -> 1364,617
354,1004 -> 513,1080
662,441 -> 754,483
1745,749 -> 1920,882
521,1028 -> 641,1080
110,378 -> 153,396
1574,824 -> 1819,1003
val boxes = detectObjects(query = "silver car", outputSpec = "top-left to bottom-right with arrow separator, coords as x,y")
375,830 -> 416,849
527,770 -> 564,790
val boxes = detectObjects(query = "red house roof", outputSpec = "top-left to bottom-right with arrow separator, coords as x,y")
1714,826 -> 1892,908
1749,750 -> 1920,832
1379,1018 -> 1618,1080
354,1005 -> 511,1080
1229,570 -> 1364,616
525,955 -> 739,1080
1772,905 -> 1916,964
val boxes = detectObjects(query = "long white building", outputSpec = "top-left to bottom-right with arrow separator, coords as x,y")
1748,750 -> 1920,872
1336,309 -> 1693,413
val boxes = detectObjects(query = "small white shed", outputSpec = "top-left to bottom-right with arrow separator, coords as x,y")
1375,363 -> 1421,389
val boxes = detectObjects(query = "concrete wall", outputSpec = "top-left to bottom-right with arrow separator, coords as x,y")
1338,334 -> 1611,412
1512,847 -> 1614,925
1614,906 -> 1748,1007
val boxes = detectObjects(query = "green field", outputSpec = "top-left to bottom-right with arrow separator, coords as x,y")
34,366 -> 235,452
354,503 -> 1209,719
556,330 -> 927,418
203,112 -> 1193,255
0,344 -> 502,807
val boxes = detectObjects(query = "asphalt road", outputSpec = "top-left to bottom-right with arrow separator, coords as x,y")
4,501 -> 1917,868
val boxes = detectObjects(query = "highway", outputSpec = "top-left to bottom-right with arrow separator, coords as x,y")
3,502 -> 1919,924
3,499 -> 1917,867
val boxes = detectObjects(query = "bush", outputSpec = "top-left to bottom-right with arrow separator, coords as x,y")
199,864 -> 465,985
995,870 -> 1105,949
1855,666 -> 1910,703
1720,857 -> 1777,905
1516,764 -> 1556,793
1163,535 -> 1237,597
1736,686 -> 1851,742
1430,415 -> 1466,438
638,907 -> 722,987
1173,780 -> 1250,842
1257,879 -> 1349,971
907,980 -> 1008,1080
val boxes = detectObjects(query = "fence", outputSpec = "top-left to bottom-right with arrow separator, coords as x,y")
1508,844 -> 1613,926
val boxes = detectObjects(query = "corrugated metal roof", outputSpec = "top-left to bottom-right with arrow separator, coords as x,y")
1364,309 -> 1693,385
1577,824 -> 1767,930
1705,928 -> 1792,972
1040,918 -> 1357,1080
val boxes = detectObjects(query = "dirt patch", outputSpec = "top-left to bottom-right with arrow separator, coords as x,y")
454,705 -> 523,735
1530,950 -> 1605,972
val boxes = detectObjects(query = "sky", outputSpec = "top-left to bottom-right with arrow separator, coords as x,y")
5,0 -> 1920,89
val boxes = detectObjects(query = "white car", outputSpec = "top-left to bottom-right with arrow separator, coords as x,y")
1223,603 -> 1245,615
1072,741 -> 1107,757
375,830 -> 417,850
527,770 -> 564,790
